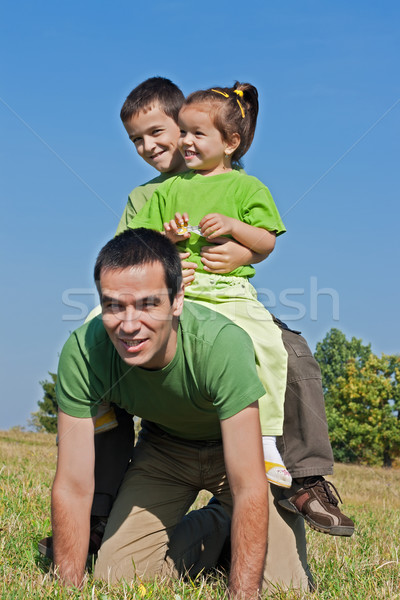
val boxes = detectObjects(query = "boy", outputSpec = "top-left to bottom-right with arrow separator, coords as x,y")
116,76 -> 353,538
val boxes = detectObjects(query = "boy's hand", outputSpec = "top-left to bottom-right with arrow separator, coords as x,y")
179,252 -> 197,287
200,238 -> 252,273
199,213 -> 236,239
164,212 -> 190,244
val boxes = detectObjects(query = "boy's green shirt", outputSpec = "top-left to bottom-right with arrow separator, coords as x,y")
115,172 -> 174,236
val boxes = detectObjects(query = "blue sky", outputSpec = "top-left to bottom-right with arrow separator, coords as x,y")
1,1 -> 399,429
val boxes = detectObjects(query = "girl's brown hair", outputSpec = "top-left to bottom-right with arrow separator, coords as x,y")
184,82 -> 259,163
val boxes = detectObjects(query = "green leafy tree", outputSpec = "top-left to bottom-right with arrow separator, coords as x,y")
314,328 -> 372,394
315,328 -> 400,466
326,354 -> 400,467
29,373 -> 58,433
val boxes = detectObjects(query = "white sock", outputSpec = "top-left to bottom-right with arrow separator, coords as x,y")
262,436 -> 286,467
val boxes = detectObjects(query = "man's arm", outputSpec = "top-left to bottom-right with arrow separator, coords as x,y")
220,402 -> 268,599
51,410 -> 96,587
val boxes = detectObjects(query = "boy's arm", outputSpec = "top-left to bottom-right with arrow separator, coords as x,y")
200,213 -> 277,256
200,237 -> 269,274
220,402 -> 268,598
52,410 -> 95,587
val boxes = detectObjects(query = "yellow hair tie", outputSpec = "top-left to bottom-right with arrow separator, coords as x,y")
211,89 -> 229,97
210,88 -> 245,118
236,99 -> 245,118
233,90 -> 245,118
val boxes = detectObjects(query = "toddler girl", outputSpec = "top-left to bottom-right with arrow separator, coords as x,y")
130,83 -> 290,488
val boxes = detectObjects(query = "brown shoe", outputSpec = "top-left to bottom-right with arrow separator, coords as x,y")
278,476 -> 354,537
37,536 -> 53,559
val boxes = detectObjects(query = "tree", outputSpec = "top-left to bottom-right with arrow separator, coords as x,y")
326,354 -> 400,466
29,373 -> 58,433
314,328 -> 372,394
315,328 -> 400,466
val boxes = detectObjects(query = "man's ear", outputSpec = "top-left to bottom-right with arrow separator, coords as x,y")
172,282 -> 185,316
225,133 -> 241,156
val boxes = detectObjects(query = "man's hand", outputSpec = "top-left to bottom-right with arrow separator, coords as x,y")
199,213 -> 237,239
221,402 -> 268,599
179,251 -> 198,287
51,410 -> 96,587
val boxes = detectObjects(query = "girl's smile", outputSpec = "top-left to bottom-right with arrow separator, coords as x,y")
178,104 -> 238,176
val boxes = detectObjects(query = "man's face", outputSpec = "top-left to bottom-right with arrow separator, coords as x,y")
100,262 -> 184,370
123,105 -> 186,174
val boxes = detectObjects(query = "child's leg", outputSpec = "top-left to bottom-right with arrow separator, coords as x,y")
262,436 -> 291,487
185,274 -> 291,487
92,405 -> 135,519
85,310 -> 119,437
270,317 -> 354,536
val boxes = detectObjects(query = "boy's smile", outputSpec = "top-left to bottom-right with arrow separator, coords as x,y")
124,105 -> 186,174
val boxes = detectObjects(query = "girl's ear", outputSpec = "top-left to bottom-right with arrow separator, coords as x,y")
225,133 -> 241,156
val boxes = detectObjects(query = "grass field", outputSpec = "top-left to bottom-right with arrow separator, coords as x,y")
1,429 -> 399,599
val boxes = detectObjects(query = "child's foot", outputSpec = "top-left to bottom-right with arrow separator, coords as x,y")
262,436 -> 292,488
264,461 -> 292,488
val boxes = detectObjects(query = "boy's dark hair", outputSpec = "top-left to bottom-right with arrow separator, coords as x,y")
94,228 -> 182,304
120,77 -> 184,124
184,82 -> 259,163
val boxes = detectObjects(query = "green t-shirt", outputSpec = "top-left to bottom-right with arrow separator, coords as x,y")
115,172 -> 175,236
56,303 -> 265,440
128,170 -> 286,278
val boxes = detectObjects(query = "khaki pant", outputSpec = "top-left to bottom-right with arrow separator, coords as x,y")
94,422 -> 312,591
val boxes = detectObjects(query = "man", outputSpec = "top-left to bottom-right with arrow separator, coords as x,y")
40,76 -> 353,572
51,228 -> 310,597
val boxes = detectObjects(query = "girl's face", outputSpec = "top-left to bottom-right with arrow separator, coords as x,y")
178,104 -> 236,176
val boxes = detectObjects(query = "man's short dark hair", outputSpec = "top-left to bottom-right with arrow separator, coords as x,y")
94,229 -> 182,304
120,77 -> 184,124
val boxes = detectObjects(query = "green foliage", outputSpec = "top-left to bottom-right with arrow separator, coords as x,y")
29,373 -> 58,433
326,354 -> 400,467
315,329 -> 400,466
314,328 -> 372,394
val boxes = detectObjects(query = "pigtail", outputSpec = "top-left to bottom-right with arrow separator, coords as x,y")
231,82 -> 259,161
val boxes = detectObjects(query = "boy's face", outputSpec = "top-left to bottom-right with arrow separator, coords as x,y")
123,105 -> 186,174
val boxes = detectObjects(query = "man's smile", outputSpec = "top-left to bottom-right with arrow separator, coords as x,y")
120,338 -> 148,351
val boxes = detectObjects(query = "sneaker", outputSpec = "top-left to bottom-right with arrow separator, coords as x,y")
37,536 -> 53,559
37,516 -> 107,561
264,461 -> 292,488
278,476 -> 354,536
